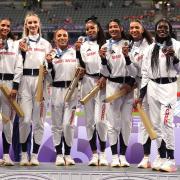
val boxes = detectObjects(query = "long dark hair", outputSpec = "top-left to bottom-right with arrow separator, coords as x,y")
0,18 -> 14,40
151,18 -> 176,74
85,16 -> 106,48
129,19 -> 153,45
106,19 -> 128,40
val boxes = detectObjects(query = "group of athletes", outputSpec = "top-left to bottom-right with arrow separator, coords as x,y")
0,11 -> 180,173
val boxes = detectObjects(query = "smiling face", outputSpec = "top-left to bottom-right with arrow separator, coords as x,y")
0,19 -> 11,39
25,15 -> 40,36
129,21 -> 144,41
85,21 -> 99,40
55,29 -> 69,49
108,21 -> 122,40
156,21 -> 170,38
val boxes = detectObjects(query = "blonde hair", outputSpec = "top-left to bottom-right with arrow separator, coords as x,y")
22,12 -> 41,38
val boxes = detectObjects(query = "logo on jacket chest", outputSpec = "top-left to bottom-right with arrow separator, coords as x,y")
112,54 -> 121,60
161,53 -> 166,58
54,59 -> 77,64
86,51 -> 96,56
0,51 -> 15,55
28,47 -> 45,52
135,54 -> 143,62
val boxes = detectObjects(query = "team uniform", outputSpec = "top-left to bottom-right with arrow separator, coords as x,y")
0,38 -> 23,164
101,39 -> 136,167
47,47 -> 79,165
127,39 -> 152,168
18,34 -> 51,164
140,38 -> 180,171
129,39 -> 150,143
80,39 -> 108,165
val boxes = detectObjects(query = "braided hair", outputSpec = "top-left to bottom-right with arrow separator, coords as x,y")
151,18 -> 176,74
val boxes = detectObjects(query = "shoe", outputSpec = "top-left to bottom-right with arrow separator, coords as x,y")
152,156 -> 166,171
64,155 -> 75,166
160,159 -> 177,172
20,152 -> 29,166
138,156 -> 151,169
111,154 -> 120,167
88,153 -> 99,166
3,154 -> 14,166
55,154 -> 65,166
30,153 -> 39,166
119,155 -> 130,167
99,152 -> 108,166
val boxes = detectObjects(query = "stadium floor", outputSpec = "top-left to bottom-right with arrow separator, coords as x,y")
0,163 -> 179,180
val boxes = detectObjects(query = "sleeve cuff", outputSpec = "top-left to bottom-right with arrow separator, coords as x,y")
12,82 -> 19,90
76,51 -> 85,68
76,50 -> 80,55
125,56 -> 131,65
48,62 -> 53,69
173,56 -> 179,65
101,58 -> 108,65
127,77 -> 135,87
139,85 -> 147,99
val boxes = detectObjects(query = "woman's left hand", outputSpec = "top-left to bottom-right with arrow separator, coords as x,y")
10,89 -> 17,99
164,47 -> 175,57
122,46 -> 129,57
97,77 -> 106,89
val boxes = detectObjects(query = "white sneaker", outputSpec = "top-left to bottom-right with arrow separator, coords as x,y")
152,156 -> 166,171
99,152 -> 108,166
111,154 -> 120,167
64,155 -> 75,166
88,153 -> 99,166
55,154 -> 65,166
160,159 -> 177,172
3,154 -> 14,166
30,153 -> 39,166
138,156 -> 151,169
119,155 -> 130,167
20,152 -> 29,166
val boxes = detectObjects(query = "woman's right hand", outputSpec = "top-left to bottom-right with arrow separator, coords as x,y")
19,39 -> 28,52
46,50 -> 56,63
99,47 -> 107,59
79,68 -> 85,78
133,98 -> 143,109
45,53 -> 53,63
75,39 -> 83,51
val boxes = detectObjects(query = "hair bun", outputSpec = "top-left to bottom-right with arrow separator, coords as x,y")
85,15 -> 98,22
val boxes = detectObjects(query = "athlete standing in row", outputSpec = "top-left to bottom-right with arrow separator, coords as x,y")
76,16 -> 108,166
127,19 -> 153,168
46,28 -> 82,166
138,19 -> 180,172
100,19 -> 136,167
0,18 -> 23,166
18,12 -> 51,166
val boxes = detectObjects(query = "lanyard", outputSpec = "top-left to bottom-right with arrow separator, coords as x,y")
28,35 -> 40,43
0,39 -> 8,50
56,48 -> 70,58
108,38 -> 119,53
